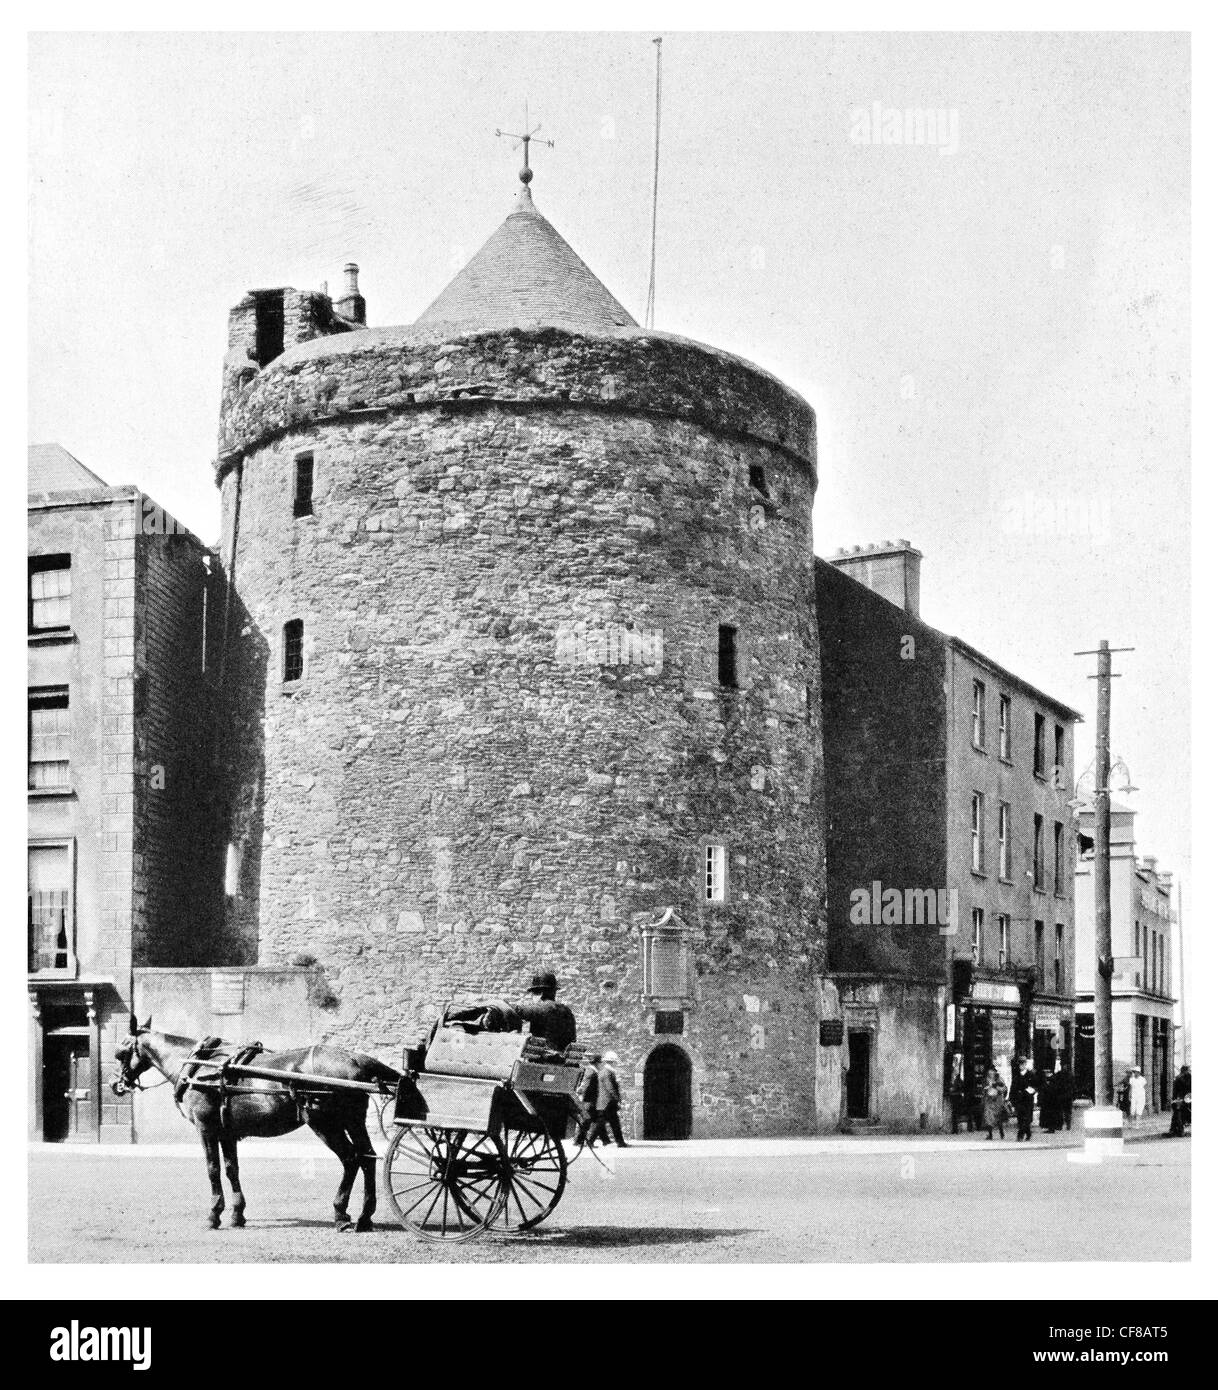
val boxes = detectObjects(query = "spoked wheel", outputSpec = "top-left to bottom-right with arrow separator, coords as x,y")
382,1125 -> 508,1241
493,1125 -> 568,1232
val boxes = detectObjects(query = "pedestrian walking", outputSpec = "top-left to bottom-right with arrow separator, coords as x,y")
1128,1067 -> 1147,1120
573,1052 -> 606,1148
1117,1069 -> 1132,1117
1011,1056 -> 1038,1141
597,1051 -> 629,1147
981,1065 -> 1008,1140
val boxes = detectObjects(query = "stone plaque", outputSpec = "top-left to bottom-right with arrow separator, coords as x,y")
211,972 -> 246,1015
819,1019 -> 845,1046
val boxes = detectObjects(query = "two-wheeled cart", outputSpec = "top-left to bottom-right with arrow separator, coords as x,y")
382,1022 -> 584,1241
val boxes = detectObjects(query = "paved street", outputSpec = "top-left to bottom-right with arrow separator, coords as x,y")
29,1130 -> 1189,1264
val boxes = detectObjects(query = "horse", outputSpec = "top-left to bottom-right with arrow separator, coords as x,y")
111,1018 -> 400,1232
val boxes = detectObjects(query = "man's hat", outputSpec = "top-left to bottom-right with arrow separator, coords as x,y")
602,1051 -> 619,1064
529,969 -> 557,993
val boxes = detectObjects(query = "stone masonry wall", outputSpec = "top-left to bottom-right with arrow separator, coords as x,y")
217,326 -> 816,475
219,370 -> 827,1134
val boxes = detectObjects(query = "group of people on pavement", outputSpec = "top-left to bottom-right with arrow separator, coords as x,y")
574,1050 -> 630,1149
1116,1066 -> 1149,1119
949,1049 -> 1194,1141
951,1054 -> 1076,1140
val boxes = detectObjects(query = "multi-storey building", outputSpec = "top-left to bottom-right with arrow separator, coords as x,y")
817,540 -> 1081,1130
27,444 -> 223,1142
1074,802 -> 1176,1112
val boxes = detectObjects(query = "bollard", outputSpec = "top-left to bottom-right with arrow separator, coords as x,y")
1067,1105 -> 1126,1164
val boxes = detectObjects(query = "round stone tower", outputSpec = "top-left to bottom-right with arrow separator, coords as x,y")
215,174 -> 827,1136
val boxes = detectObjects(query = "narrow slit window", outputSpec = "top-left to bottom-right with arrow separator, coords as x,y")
283,619 -> 305,683
705,843 -> 727,903
1033,713 -> 1047,778
998,913 -> 1010,969
748,464 -> 768,497
1033,813 -> 1045,890
293,452 -> 314,517
717,625 -> 738,689
972,680 -> 986,749
971,908 -> 983,965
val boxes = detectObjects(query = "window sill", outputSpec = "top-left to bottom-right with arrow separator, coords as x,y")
998,755 -> 1014,767
971,869 -> 987,880
280,679 -> 306,695
972,743 -> 987,754
28,786 -> 76,800
998,876 -> 1014,886
28,630 -> 76,647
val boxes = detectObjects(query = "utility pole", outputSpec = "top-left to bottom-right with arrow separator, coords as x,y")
1075,638 -> 1134,1109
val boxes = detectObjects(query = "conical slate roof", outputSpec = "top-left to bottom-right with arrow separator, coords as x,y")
416,184 -> 637,333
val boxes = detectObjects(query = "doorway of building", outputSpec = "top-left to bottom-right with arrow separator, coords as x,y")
846,1029 -> 872,1119
643,1045 -> 692,1139
43,1034 -> 93,1142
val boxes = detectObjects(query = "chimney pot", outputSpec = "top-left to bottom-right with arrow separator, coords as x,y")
335,262 -> 366,325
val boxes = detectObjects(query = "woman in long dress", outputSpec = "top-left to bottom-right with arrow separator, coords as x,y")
981,1065 -> 1008,1140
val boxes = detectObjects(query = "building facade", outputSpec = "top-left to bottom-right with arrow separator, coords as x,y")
212,175 -> 833,1138
27,445 -> 224,1142
1074,803 -> 1176,1112
817,540 -> 1079,1130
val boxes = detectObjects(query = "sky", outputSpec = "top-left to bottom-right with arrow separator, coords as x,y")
28,29 -> 1190,893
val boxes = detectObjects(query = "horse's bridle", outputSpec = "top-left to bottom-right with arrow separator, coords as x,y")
109,1033 -> 166,1095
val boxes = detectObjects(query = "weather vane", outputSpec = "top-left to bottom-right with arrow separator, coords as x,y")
495,100 -> 554,185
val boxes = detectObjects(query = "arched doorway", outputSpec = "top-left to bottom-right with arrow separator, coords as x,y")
643,1044 -> 692,1139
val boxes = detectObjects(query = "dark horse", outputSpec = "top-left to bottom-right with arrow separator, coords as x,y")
111,1019 -> 400,1231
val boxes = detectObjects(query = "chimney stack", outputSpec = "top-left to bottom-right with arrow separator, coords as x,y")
829,538 -> 922,617
334,262 -> 366,325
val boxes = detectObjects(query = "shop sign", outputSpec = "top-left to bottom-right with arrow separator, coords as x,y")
819,1019 -> 845,1046
971,980 -> 1021,1006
